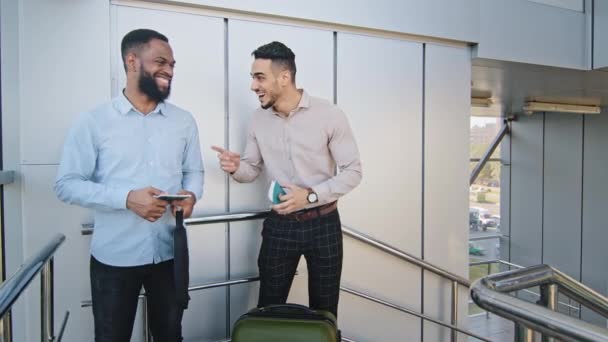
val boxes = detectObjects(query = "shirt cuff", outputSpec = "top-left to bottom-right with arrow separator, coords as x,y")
312,183 -> 332,205
112,187 -> 131,210
231,167 -> 247,182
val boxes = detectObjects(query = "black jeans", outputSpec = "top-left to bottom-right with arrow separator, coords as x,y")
257,209 -> 343,317
90,256 -> 184,342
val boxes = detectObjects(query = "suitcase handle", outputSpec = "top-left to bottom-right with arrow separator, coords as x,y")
260,303 -> 318,315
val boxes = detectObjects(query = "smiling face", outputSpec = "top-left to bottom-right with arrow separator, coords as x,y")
130,38 -> 176,102
250,58 -> 288,109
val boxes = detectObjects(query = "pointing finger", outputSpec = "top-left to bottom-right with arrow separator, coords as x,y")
211,145 -> 226,154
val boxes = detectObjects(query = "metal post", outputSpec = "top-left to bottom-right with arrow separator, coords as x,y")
515,323 -> 535,342
539,284 -> 558,342
142,296 -> 150,342
0,311 -> 12,342
451,280 -> 458,342
486,263 -> 491,319
41,259 -> 54,342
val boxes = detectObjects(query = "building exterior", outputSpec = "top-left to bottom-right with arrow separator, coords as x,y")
0,0 -> 606,341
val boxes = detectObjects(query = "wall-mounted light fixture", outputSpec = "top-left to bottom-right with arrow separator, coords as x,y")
523,101 -> 601,115
471,97 -> 493,108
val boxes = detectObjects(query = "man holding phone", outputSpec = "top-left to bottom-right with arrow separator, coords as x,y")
55,29 -> 203,341
212,41 -> 361,318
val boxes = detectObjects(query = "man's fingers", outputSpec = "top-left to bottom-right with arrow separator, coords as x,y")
273,198 -> 294,211
280,183 -> 295,190
278,192 -> 293,201
211,145 -> 225,154
272,201 -> 289,211
148,187 -> 164,195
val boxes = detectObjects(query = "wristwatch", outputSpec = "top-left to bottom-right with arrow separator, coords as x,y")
306,188 -> 318,204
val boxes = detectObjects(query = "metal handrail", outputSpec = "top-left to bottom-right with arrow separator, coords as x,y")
341,224 -> 470,287
0,233 -> 67,342
469,259 -> 581,313
186,211 -> 477,341
340,286 -> 491,341
471,264 -> 608,341
469,233 -> 506,242
81,210 -> 479,341
83,210 -> 470,287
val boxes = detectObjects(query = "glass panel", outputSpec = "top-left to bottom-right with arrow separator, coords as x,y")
470,116 -> 502,159
469,117 -> 503,316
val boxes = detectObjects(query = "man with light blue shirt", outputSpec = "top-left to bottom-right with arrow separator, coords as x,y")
55,29 -> 203,342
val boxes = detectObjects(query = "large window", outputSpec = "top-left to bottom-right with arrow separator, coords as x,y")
468,116 -> 503,315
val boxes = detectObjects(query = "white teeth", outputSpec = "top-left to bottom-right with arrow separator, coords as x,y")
156,77 -> 169,86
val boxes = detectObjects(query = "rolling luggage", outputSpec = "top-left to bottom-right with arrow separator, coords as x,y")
231,304 -> 340,342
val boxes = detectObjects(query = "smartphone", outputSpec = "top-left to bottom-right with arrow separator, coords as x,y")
153,194 -> 192,201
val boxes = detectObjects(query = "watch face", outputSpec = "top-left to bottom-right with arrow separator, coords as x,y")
308,192 -> 318,203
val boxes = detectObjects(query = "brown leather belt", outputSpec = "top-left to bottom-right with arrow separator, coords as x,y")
277,201 -> 338,222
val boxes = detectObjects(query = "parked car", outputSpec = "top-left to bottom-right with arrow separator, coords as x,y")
470,207 -> 500,231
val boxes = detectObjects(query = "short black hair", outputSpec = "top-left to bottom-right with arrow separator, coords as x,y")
252,41 -> 297,83
121,29 -> 169,71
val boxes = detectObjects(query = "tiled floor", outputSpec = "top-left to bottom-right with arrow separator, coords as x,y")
467,313 -> 514,341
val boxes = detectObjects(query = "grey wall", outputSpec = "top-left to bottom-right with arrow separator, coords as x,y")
507,111 -> 607,327
474,0 -> 591,70
594,0 -> 608,69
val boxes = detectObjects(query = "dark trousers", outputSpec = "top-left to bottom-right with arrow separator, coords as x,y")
257,209 -> 343,317
90,256 -> 184,342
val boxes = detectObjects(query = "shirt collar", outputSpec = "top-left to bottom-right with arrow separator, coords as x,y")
296,89 -> 310,110
271,89 -> 310,117
115,90 -> 167,116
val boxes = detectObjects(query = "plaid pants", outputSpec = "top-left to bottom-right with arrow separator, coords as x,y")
257,209 -> 343,317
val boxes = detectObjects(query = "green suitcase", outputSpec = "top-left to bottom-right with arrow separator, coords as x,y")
232,304 -> 340,342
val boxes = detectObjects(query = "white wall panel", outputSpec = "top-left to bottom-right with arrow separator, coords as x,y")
20,0 -> 111,164
336,32 -> 423,339
543,113 -> 582,279
581,112 -> 608,326
339,237 -> 422,341
510,114 -> 544,268
227,19 -> 334,325
424,44 -> 470,341
170,0 -> 480,43
337,32 -> 423,254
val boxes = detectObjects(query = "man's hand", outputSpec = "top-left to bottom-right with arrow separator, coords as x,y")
171,190 -> 196,218
126,187 -> 169,222
272,183 -> 309,215
211,145 -> 240,174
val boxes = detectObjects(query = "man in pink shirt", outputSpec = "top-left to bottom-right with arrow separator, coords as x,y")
213,41 -> 361,317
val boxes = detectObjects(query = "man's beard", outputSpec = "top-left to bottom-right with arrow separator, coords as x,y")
260,92 -> 276,109
138,69 -> 171,103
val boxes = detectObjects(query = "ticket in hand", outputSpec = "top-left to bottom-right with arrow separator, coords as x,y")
267,181 -> 286,204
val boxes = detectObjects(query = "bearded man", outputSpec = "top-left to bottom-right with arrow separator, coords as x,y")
55,28 -> 204,342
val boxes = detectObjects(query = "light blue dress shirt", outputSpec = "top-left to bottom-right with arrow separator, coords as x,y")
55,92 -> 204,267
